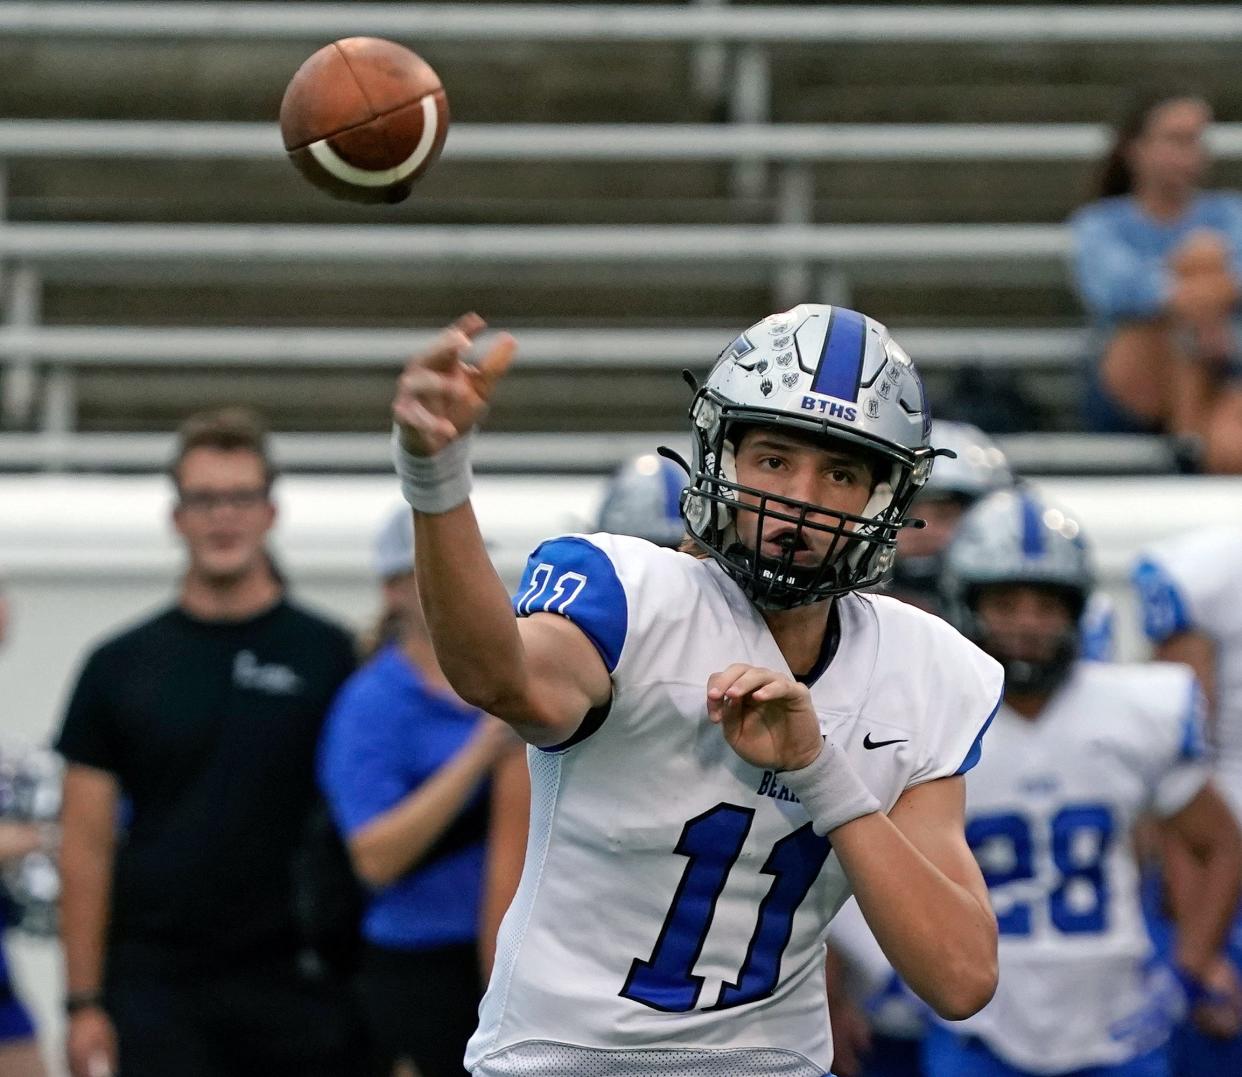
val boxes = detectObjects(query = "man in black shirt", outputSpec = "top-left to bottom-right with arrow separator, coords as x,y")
56,409 -> 358,1077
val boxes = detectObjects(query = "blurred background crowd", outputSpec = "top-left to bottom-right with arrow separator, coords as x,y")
3,2 -> 1242,1076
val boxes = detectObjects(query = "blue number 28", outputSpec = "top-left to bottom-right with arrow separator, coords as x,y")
967,803 -> 1114,937
620,802 -> 831,1013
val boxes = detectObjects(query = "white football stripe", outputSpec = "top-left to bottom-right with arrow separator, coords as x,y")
306,94 -> 440,187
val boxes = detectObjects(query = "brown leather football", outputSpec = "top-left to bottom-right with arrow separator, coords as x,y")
280,37 -> 449,204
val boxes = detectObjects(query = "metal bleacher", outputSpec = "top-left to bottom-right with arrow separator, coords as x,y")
1,4 -> 1239,473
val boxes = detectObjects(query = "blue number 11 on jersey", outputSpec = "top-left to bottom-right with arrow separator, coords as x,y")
620,802 -> 831,1012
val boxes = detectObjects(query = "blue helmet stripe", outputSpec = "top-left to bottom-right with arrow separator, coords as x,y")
810,308 -> 866,402
1020,495 -> 1045,557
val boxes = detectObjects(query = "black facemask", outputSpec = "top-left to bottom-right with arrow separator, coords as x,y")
983,630 -> 1080,697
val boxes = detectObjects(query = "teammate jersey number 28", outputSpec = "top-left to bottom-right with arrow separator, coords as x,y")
967,803 -> 1115,936
620,803 -> 831,1013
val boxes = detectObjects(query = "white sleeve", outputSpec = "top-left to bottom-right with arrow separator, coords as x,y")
1150,671 -> 1212,818
907,618 -> 1006,788
1133,529 -> 1240,644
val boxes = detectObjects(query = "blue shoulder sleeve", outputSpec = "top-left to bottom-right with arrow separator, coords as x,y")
1132,557 -> 1193,643
1179,679 -> 1210,763
1079,597 -> 1116,662
953,693 -> 1003,776
512,536 -> 629,673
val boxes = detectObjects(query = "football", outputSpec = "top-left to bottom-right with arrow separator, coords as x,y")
279,37 -> 450,204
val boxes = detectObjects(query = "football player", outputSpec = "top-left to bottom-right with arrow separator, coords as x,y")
1133,526 -> 1242,1075
595,452 -> 688,548
924,491 -> 1242,1077
885,422 -> 1116,660
391,305 -> 1003,1077
888,420 -> 1013,615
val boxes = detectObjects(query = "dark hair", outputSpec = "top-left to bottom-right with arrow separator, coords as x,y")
1095,88 -> 1208,200
170,407 -> 275,492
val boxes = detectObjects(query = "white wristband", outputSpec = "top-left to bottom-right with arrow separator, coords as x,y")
392,424 -> 474,514
780,740 -> 881,836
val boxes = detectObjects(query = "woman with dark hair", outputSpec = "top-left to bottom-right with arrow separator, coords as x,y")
1070,90 -> 1242,472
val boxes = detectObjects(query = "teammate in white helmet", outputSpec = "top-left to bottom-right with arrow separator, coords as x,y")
595,452 -> 688,548
923,491 -> 1242,1077
888,420 -> 1013,616
391,306 -> 1003,1077
886,421 -> 1116,660
1132,526 -> 1242,1076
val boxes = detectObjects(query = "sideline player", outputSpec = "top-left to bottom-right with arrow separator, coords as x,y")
595,452 -> 688,548
884,422 -> 1115,660
924,491 -> 1242,1077
887,420 -> 1013,615
391,305 -> 1004,1077
1132,525 -> 1242,1075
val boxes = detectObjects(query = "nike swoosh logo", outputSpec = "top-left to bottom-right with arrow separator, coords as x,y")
863,733 -> 908,750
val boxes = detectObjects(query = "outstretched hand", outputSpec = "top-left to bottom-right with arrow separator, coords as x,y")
392,313 -> 517,456
707,664 -> 824,773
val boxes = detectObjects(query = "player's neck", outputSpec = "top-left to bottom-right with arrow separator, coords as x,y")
761,601 -> 834,678
179,563 -> 281,623
1004,692 -> 1048,721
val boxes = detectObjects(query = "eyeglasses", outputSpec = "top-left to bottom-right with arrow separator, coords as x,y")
177,488 -> 269,513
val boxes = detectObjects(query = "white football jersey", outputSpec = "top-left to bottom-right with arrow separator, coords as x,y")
467,534 -> 1003,1077
944,661 -> 1209,1075
1134,527 -> 1242,821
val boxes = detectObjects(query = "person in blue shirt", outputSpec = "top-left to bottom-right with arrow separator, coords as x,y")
1069,89 -> 1242,473
0,582 -> 48,1077
0,842 -> 45,1077
319,506 -> 526,1077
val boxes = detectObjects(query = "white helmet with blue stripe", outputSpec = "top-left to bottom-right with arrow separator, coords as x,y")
680,304 -> 935,609
596,452 -> 687,548
942,488 -> 1095,693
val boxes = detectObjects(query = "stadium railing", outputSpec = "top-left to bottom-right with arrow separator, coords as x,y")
0,430 -> 1180,477
0,325 -> 1087,369
4,5 -> 1238,145
0,221 -> 1071,269
3,4 -> 1239,43
3,120 -> 1242,162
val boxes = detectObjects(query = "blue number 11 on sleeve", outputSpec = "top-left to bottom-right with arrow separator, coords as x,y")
620,802 -> 831,1012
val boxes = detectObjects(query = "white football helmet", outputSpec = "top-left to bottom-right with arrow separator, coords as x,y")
942,489 -> 1095,694
890,420 -> 1016,602
922,420 -> 1013,502
679,304 -> 935,609
596,453 -> 687,548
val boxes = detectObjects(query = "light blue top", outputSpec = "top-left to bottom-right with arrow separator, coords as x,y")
1069,191 -> 1242,328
